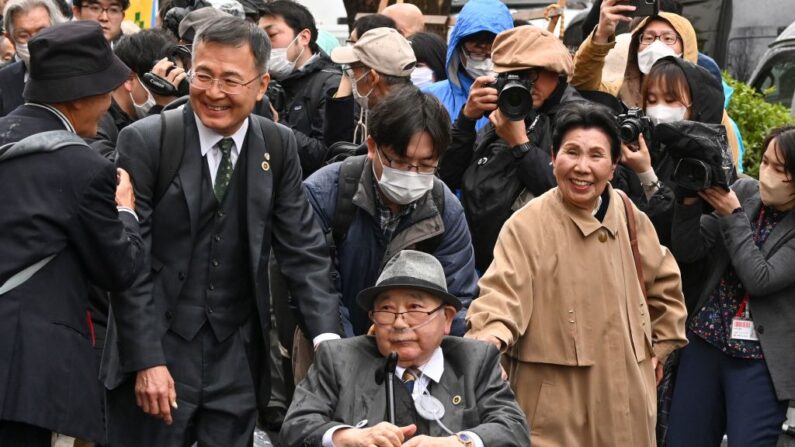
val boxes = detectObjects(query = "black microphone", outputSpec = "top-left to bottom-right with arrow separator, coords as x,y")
384,352 -> 398,424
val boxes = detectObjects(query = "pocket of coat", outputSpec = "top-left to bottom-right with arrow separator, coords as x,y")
530,381 -> 557,436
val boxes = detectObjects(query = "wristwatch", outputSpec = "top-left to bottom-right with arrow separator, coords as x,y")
456,432 -> 475,447
510,142 -> 532,159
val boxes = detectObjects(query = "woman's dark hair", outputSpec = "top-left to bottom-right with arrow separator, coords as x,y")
408,32 -> 447,82
641,58 -> 691,110
552,101 -> 621,162
369,86 -> 451,160
260,0 -> 320,54
762,125 -> 795,180
353,14 -> 397,40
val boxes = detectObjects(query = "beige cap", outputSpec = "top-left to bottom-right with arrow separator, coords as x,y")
330,27 -> 416,77
492,25 -> 573,76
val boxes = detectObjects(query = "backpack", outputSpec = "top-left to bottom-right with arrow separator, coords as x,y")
153,108 -> 283,207
330,155 -> 447,256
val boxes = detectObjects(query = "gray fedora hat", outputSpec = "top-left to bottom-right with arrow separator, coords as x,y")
356,250 -> 462,311
23,21 -> 130,104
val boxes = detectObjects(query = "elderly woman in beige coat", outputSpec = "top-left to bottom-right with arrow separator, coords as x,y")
466,102 -> 688,446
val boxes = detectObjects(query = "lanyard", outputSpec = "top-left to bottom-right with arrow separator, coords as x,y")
735,207 -> 767,319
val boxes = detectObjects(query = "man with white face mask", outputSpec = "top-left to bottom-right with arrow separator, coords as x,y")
259,0 -> 341,178
571,5 -> 744,167
303,87 -> 478,340
0,0 -> 63,117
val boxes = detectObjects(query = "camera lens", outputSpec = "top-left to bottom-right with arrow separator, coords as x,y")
498,82 -> 532,121
619,119 -> 642,143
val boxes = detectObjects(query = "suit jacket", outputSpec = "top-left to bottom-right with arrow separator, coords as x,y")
0,105 -> 144,441
280,336 -> 530,446
102,104 -> 341,392
672,177 -> 795,400
0,60 -> 25,117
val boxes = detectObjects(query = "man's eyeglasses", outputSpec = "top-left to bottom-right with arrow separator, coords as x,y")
638,32 -> 679,46
83,3 -> 124,17
187,72 -> 262,95
377,148 -> 438,175
370,304 -> 444,327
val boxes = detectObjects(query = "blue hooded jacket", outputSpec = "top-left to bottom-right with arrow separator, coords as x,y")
422,0 -> 512,130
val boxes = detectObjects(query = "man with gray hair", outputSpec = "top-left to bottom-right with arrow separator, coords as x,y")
0,0 -> 62,116
103,16 -> 342,446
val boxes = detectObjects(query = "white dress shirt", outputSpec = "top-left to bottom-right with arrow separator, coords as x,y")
194,113 -> 248,186
322,347 -> 484,447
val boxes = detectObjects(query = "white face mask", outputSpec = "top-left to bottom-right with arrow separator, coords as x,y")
637,40 -> 680,74
15,43 -> 29,67
131,76 -> 156,119
374,149 -> 434,205
352,71 -> 373,110
411,66 -> 435,89
268,34 -> 304,81
646,104 -> 687,125
461,49 -> 494,79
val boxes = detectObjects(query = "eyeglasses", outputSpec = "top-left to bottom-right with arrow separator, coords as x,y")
638,32 -> 679,46
188,72 -> 262,95
377,148 -> 438,174
370,304 -> 444,326
83,3 -> 124,17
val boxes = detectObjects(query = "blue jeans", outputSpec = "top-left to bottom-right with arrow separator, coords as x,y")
667,332 -> 787,446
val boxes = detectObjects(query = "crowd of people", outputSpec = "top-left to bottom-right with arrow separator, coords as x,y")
0,0 -> 794,446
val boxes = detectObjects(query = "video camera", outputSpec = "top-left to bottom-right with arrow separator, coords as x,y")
616,107 -> 653,145
654,121 -> 734,192
141,58 -> 190,98
484,71 -> 537,121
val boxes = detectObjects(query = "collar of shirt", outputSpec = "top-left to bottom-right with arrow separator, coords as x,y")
26,103 -> 76,133
395,345 -> 444,395
195,113 -> 249,159
371,173 -> 417,235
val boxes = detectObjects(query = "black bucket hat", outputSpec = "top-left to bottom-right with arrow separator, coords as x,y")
356,250 -> 462,312
23,21 -> 130,103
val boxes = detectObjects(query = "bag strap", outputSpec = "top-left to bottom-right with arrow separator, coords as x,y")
616,189 -> 647,301
154,109 -> 186,206
332,154 -> 367,247
0,130 -> 88,163
0,254 -> 56,295
255,116 -> 283,191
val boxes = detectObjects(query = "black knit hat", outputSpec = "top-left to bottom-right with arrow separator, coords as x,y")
23,21 -> 130,103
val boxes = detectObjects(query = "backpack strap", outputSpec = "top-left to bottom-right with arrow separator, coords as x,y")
302,67 -> 340,118
254,116 -> 283,191
616,189 -> 647,301
332,154 -> 367,247
414,179 -> 447,254
154,109 -> 186,206
0,130 -> 88,162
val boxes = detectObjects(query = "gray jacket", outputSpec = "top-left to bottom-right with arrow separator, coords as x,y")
280,336 -> 530,446
672,177 -> 795,400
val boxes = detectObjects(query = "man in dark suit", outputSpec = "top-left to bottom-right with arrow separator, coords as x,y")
0,0 -> 63,116
280,250 -> 530,447
103,16 -> 342,446
0,21 -> 143,445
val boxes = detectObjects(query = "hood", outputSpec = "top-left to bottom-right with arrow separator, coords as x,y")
446,0 -> 513,95
659,55 -> 724,124
619,12 -> 698,107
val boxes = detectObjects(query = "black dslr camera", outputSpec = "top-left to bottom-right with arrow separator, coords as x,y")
616,107 -> 653,145
485,71 -> 535,121
266,81 -> 286,115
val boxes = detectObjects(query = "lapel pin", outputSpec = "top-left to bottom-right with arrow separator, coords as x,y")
452,395 -> 462,406
261,161 -> 270,172
264,152 -> 270,161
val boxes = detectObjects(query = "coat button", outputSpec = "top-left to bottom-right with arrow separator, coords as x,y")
165,311 -> 173,320
212,259 -> 220,267
207,307 -> 214,314
598,231 -> 608,243
178,272 -> 185,281
214,234 -> 221,242
216,210 -> 225,218
757,325 -> 764,335
208,283 -> 215,291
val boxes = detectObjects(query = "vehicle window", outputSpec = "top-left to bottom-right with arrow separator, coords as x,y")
756,51 -> 795,111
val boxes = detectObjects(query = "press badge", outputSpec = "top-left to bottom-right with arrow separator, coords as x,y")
731,317 -> 759,341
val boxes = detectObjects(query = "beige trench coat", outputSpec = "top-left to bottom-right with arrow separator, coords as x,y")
466,186 -> 688,447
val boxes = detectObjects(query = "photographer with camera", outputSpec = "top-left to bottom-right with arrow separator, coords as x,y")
666,127 -> 795,446
612,56 -> 727,248
438,25 -> 582,272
